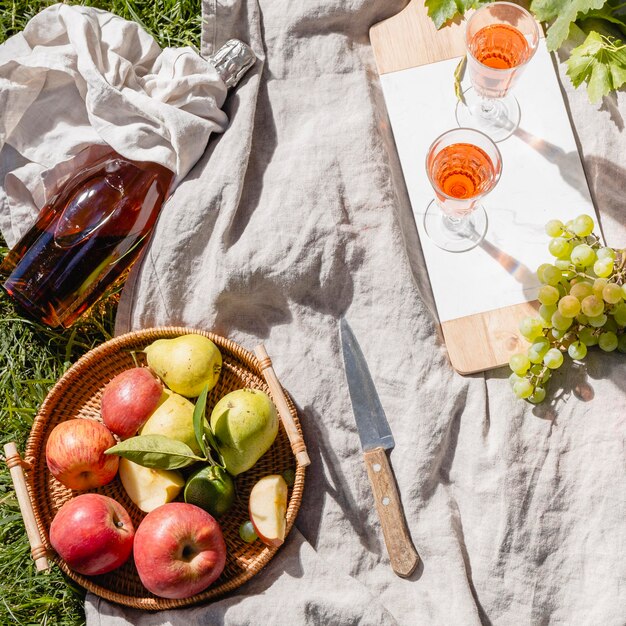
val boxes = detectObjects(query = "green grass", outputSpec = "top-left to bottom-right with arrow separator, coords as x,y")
0,2 -> 201,624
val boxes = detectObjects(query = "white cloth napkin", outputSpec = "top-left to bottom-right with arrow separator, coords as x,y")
0,3 -> 228,248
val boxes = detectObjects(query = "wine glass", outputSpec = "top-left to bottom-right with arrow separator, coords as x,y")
455,2 -> 540,142
424,128 -> 502,253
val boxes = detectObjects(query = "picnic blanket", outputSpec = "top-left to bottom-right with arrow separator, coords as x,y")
0,1 -> 624,624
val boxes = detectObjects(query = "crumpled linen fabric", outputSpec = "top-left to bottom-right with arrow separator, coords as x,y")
1,1 -> 622,624
0,3 -> 228,247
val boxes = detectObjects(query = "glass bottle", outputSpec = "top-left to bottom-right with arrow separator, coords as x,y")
1,39 -> 255,328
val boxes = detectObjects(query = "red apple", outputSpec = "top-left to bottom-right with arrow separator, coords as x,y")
49,494 -> 135,576
134,502 -> 226,599
101,368 -> 163,439
249,475 -> 288,547
46,419 -> 119,490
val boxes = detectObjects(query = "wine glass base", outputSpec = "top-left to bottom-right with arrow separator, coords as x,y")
423,201 -> 488,253
455,89 -> 520,142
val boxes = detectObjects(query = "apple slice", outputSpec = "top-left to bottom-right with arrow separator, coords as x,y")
119,457 -> 185,513
249,474 -> 288,547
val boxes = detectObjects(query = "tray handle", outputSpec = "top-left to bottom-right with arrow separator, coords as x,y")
254,344 -> 310,468
4,443 -> 50,572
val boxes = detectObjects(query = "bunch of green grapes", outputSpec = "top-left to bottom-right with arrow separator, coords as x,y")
509,214 -> 626,402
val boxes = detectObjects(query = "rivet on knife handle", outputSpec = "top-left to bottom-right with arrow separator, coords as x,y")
363,446 -> 419,578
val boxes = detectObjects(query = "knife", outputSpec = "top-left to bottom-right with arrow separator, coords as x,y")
340,318 -> 420,578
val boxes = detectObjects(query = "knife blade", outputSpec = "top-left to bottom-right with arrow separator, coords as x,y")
340,318 -> 420,578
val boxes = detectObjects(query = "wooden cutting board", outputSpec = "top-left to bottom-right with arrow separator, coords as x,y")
370,1 -> 598,374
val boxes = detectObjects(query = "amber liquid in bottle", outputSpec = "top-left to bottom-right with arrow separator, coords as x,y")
1,152 -> 174,327
428,142 -> 496,215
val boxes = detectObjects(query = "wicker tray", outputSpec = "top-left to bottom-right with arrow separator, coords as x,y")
24,327 -> 305,610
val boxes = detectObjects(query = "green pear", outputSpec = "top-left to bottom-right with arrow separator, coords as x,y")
145,334 -> 222,398
139,389 -> 201,454
210,389 -> 279,475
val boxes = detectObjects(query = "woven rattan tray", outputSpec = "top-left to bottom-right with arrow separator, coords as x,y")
24,327 -> 305,609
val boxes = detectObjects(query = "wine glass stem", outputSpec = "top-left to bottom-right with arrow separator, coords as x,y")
478,97 -> 498,119
442,214 -> 468,234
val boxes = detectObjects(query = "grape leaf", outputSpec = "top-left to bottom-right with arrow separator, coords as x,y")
566,30 -> 626,102
531,0 -> 607,50
425,0 -> 492,29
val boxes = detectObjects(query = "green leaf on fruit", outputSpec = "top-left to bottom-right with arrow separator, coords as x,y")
193,385 -> 209,458
105,435 -> 204,470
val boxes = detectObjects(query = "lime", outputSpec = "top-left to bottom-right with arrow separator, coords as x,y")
183,465 -> 235,518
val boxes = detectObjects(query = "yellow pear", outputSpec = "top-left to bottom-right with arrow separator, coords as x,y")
140,389 -> 200,454
210,389 -> 279,475
118,458 -> 184,513
144,334 -> 222,398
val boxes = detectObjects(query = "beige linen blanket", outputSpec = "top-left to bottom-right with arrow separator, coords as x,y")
0,1 -> 624,624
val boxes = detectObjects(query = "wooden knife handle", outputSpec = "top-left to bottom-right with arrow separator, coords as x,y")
363,446 -> 419,577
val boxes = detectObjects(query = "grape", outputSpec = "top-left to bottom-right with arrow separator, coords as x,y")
529,364 -> 551,384
513,379 -> 535,399
567,341 -> 587,360
539,304 -> 557,323
602,283 -> 623,304
603,317 -> 618,333
545,219 -> 564,237
551,328 -> 566,340
613,303 -> 626,327
594,258 -> 614,278
529,386 -> 547,403
239,521 -> 258,543
593,278 -> 608,298
519,317 -> 544,340
543,266 -> 562,285
618,334 -> 626,354
597,247 -> 615,261
575,313 -> 589,326
509,372 -> 523,387
543,348 -> 564,369
581,295 -> 604,317
572,214 -> 595,237
509,353 -> 531,375
579,327 -> 599,346
570,244 -> 596,267
549,237 -> 572,259
536,263 -> 551,284
554,259 -> 572,271
551,311 -> 572,331
538,285 -> 560,306
588,314 -> 608,328
528,339 -> 550,363
569,282 -> 593,300
623,284 -> 626,300
558,295 -> 581,318
598,331 -> 618,352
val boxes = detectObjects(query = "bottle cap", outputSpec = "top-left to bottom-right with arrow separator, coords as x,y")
212,39 -> 256,89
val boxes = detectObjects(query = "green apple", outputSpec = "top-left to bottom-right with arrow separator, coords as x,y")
118,457 -> 185,513
210,389 -> 279,475
145,334 -> 222,398
140,389 -> 200,454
